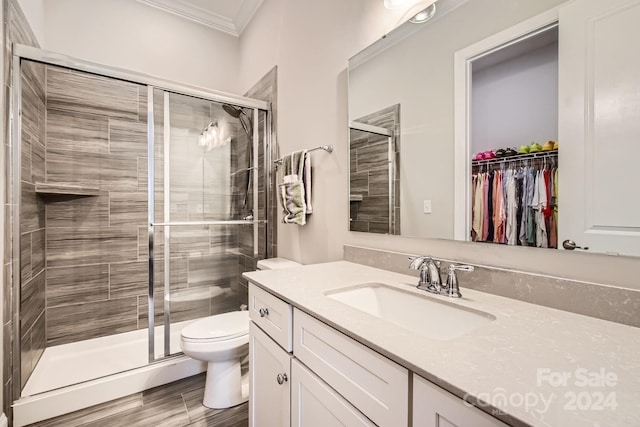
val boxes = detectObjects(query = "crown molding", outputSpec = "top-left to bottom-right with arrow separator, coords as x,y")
137,0 -> 263,37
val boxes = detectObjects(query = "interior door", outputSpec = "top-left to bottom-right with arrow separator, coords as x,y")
558,0 -> 640,255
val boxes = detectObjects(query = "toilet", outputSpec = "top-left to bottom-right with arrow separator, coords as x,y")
180,257 -> 301,409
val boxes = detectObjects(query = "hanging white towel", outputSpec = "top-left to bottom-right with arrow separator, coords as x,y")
278,150 -> 311,225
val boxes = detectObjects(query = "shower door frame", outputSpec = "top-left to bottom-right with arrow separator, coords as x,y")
10,44 -> 271,401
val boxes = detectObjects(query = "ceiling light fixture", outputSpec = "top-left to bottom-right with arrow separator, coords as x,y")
409,2 -> 437,23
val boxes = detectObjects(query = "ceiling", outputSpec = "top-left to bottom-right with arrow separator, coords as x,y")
136,0 -> 264,37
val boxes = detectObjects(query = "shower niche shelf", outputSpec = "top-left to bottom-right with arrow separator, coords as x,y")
35,182 -> 102,198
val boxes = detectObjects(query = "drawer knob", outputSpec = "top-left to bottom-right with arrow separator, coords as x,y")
276,373 -> 288,385
259,308 -> 269,317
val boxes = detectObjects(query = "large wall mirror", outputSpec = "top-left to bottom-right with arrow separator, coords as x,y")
348,0 -> 640,257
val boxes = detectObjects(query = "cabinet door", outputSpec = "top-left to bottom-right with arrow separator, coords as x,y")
291,359 -> 376,427
293,309 -> 408,427
559,0 -> 640,255
413,374 -> 508,427
249,321 -> 291,427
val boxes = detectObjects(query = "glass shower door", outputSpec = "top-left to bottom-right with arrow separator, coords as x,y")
148,89 -> 263,359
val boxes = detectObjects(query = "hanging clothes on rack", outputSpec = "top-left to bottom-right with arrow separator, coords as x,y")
471,152 -> 558,249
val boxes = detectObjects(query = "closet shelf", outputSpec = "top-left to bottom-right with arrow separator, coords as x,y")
35,182 -> 101,197
471,149 -> 558,166
472,150 -> 557,167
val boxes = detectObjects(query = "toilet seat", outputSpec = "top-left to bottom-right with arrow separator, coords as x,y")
181,311 -> 249,343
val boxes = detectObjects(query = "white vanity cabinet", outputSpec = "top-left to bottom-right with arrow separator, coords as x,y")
249,283 -> 395,427
413,374 -> 508,427
249,283 -> 504,427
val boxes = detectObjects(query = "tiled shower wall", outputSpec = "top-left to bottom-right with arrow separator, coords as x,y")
44,71 -> 258,346
43,65 -> 150,346
4,0 -> 42,415
19,61 -> 46,389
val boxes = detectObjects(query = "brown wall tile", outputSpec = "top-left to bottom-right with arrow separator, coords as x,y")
110,261 -> 148,299
45,193 -> 110,228
46,148 -> 138,191
47,298 -> 138,346
187,254 -> 238,287
47,264 -> 109,307
46,66 -> 140,120
109,118 -> 147,156
46,108 -> 109,154
46,226 -> 138,268
109,192 -> 147,226
20,270 -> 45,336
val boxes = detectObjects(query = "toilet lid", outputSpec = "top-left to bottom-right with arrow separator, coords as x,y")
181,311 -> 249,342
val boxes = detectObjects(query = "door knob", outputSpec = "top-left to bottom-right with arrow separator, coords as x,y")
562,240 -> 589,251
276,373 -> 288,385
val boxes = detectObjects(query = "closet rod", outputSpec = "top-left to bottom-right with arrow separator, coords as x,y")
274,145 -> 334,165
471,150 -> 557,167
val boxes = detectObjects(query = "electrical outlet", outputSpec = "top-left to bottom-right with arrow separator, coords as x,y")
423,200 -> 432,214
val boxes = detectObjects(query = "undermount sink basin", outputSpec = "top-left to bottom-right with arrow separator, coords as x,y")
325,283 -> 495,341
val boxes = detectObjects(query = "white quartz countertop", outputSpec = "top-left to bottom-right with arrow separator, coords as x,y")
243,261 -> 640,427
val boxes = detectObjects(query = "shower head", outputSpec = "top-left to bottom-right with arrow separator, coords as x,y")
221,103 -> 252,138
222,104 -> 243,119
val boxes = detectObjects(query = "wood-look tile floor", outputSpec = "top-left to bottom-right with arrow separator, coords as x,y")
29,374 -> 248,427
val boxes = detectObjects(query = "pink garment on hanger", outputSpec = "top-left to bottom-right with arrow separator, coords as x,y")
482,173 -> 489,241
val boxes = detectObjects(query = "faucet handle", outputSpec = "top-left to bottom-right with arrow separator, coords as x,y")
408,256 -> 431,269
444,264 -> 475,298
449,264 -> 474,273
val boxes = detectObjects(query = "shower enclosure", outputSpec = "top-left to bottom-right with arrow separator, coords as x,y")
10,45 -> 272,424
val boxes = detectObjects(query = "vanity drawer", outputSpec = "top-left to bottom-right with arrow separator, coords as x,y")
249,284 -> 293,352
293,308 -> 409,427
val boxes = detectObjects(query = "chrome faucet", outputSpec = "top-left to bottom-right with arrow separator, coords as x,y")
409,257 -> 475,298
408,256 -> 442,293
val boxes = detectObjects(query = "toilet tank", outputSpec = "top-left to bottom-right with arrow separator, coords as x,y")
256,258 -> 301,270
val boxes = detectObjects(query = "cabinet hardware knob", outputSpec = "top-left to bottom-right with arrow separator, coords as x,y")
259,308 -> 269,317
276,373 -> 288,385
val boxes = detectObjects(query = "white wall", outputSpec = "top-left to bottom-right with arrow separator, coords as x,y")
16,0 -> 44,45
43,0 -> 241,92
472,42 -> 558,153
238,0 -> 406,264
